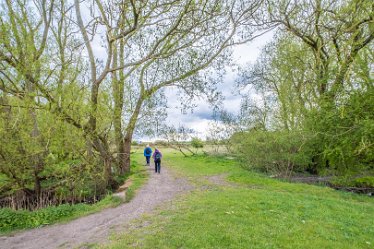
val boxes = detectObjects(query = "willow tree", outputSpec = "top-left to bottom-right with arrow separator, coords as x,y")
261,0 -> 373,102
112,0 -> 259,171
94,0 -> 265,173
241,0 -> 373,131
238,0 -> 373,174
0,0 -> 103,208
1,0 -> 267,185
0,0 -> 57,198
238,36 -> 315,130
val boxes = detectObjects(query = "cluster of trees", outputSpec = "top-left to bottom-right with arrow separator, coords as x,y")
0,0 -> 263,209
234,0 -> 373,177
1,0 -> 371,209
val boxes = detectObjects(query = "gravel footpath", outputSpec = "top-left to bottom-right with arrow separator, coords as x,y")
0,166 -> 191,249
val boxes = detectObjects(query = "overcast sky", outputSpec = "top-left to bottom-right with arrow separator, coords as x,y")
85,4 -> 274,141
81,3 -> 275,141
151,31 -> 274,141
93,32 -> 274,141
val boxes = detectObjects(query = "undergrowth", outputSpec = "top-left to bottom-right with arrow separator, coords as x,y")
0,152 -> 147,234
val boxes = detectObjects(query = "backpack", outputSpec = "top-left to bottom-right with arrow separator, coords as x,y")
145,147 -> 152,154
155,152 -> 161,161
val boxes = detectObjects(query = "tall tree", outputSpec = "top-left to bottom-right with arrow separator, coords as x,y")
101,0 -> 265,173
237,0 -> 374,174
0,0 -> 56,197
261,0 -> 374,101
0,0 -> 267,196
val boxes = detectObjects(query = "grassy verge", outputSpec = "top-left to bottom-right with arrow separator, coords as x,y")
0,195 -> 122,235
0,151 -> 148,234
124,152 -> 149,203
102,149 -> 374,249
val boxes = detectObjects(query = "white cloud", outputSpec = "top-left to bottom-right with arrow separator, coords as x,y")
160,33 -> 274,139
233,31 -> 274,64
86,5 -> 274,140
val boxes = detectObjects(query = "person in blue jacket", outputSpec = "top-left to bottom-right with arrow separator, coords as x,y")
143,145 -> 152,166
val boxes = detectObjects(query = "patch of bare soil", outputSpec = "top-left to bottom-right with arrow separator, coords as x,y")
0,166 -> 192,249
204,174 -> 238,187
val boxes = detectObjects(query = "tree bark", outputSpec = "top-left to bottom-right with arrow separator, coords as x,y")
112,40 -> 126,172
122,133 -> 132,174
26,71 -> 44,198
120,97 -> 144,174
91,134 -> 115,188
75,0 -> 114,188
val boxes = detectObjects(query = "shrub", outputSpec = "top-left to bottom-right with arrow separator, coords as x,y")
304,88 -> 374,174
191,137 -> 204,149
352,177 -> 374,188
233,130 -> 311,176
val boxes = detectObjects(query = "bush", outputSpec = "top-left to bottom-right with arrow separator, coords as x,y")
154,140 -> 168,147
233,130 -> 311,176
191,137 -> 204,149
304,88 -> 374,174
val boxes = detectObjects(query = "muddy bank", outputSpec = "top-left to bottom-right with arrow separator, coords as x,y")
280,175 -> 374,196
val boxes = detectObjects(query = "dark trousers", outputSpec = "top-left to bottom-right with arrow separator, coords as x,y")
154,160 -> 161,173
145,156 -> 151,165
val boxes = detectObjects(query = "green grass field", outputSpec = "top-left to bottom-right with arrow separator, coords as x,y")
103,149 -> 374,249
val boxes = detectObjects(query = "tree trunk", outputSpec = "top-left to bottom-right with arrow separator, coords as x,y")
112,41 -> 126,173
26,75 -> 45,198
91,135 -> 115,188
116,131 -> 126,173
120,97 -> 144,174
103,155 -> 114,188
34,173 -> 41,198
122,132 -> 132,174
75,0 -> 114,188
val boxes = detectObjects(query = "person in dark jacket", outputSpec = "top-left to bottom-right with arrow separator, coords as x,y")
143,145 -> 152,166
152,148 -> 162,174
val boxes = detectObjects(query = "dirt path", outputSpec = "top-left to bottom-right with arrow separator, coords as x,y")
0,166 -> 191,249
